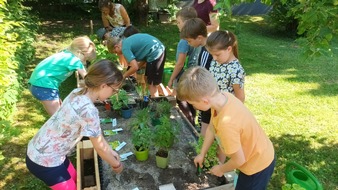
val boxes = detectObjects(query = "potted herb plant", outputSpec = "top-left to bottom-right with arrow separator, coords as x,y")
110,89 -> 132,119
153,116 -> 179,168
131,122 -> 152,161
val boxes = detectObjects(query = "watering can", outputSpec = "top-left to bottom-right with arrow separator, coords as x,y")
285,162 -> 323,190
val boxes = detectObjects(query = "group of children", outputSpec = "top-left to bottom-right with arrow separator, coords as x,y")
26,1 -> 275,189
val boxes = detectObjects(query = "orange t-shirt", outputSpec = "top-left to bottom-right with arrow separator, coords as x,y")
211,92 -> 274,175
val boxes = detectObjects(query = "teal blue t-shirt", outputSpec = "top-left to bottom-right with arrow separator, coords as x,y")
28,50 -> 84,89
122,33 -> 165,63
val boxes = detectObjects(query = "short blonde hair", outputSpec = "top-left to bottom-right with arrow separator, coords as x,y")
176,66 -> 218,102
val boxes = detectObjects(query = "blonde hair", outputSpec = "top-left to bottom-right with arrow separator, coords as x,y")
176,66 -> 218,102
77,59 -> 123,95
68,36 -> 96,61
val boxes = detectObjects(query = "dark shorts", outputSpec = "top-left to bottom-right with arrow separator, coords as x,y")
201,109 -> 211,124
26,155 -> 71,186
145,50 -> 166,85
29,84 -> 59,101
235,156 -> 276,190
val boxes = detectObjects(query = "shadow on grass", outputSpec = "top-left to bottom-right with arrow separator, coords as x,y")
269,133 -> 338,190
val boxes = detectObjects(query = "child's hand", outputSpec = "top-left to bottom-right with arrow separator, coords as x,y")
209,164 -> 224,177
194,154 -> 204,168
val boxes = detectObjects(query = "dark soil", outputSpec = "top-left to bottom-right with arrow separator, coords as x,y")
95,93 -> 228,190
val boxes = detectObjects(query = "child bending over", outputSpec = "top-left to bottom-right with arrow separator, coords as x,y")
176,66 -> 275,190
26,59 -> 124,189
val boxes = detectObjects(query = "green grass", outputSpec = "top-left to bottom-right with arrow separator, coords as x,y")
1,16 -> 338,189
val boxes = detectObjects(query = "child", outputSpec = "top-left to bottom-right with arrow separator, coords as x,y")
26,59 -> 124,189
167,7 -> 198,126
107,33 -> 166,97
28,36 -> 96,116
206,30 -> 245,102
176,66 -> 275,190
180,18 -> 213,134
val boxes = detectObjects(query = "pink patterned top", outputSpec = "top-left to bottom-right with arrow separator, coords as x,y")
27,88 -> 101,167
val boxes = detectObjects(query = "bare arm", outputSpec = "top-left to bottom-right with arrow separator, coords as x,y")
210,147 -> 246,177
90,135 -> 123,173
168,53 -> 186,88
207,12 -> 219,34
194,123 -> 216,167
77,68 -> 87,79
233,84 -> 245,103
123,59 -> 139,78
101,14 -> 112,31
119,5 -> 131,26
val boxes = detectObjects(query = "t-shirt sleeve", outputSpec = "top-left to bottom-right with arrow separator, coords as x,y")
230,64 -> 245,88
122,41 -> 136,63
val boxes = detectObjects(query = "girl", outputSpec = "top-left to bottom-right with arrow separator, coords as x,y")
205,30 -> 245,163
206,30 -> 245,103
28,36 -> 96,116
26,59 -> 124,190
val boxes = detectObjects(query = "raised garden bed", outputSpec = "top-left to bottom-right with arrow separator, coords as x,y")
93,95 -> 235,190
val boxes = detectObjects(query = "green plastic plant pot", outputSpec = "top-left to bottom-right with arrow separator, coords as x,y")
134,148 -> 149,161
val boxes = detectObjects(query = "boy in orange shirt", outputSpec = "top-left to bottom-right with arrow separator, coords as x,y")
176,66 -> 275,189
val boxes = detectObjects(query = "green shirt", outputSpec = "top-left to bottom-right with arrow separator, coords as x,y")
28,50 -> 84,89
122,33 -> 165,63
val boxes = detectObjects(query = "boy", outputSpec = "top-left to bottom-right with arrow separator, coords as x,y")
167,7 -> 199,126
176,66 -> 275,190
107,33 -> 166,97
180,17 -> 213,135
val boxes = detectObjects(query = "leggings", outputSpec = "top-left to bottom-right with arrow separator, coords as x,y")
26,155 -> 77,190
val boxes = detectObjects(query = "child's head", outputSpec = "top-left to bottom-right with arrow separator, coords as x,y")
177,66 -> 219,104
107,36 -> 122,55
98,0 -> 113,15
180,18 -> 207,47
122,25 -> 140,38
80,59 -> 123,100
176,7 -> 197,31
68,36 -> 97,62
206,30 -> 239,61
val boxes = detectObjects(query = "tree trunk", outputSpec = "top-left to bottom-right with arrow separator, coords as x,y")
135,0 -> 149,26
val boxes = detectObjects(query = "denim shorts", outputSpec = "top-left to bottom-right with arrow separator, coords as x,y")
28,84 -> 59,101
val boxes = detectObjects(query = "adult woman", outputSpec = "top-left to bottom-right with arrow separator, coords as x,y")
97,0 -> 131,40
192,0 -> 219,34
28,36 -> 96,116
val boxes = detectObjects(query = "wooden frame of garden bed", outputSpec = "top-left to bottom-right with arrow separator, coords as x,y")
76,140 -> 101,190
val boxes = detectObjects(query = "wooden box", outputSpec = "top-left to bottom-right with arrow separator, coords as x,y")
76,140 -> 101,190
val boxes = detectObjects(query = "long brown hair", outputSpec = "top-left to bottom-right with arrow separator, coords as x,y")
77,59 -> 123,95
206,30 -> 239,59
98,0 -> 115,16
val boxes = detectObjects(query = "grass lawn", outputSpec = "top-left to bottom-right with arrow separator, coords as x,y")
0,16 -> 337,189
